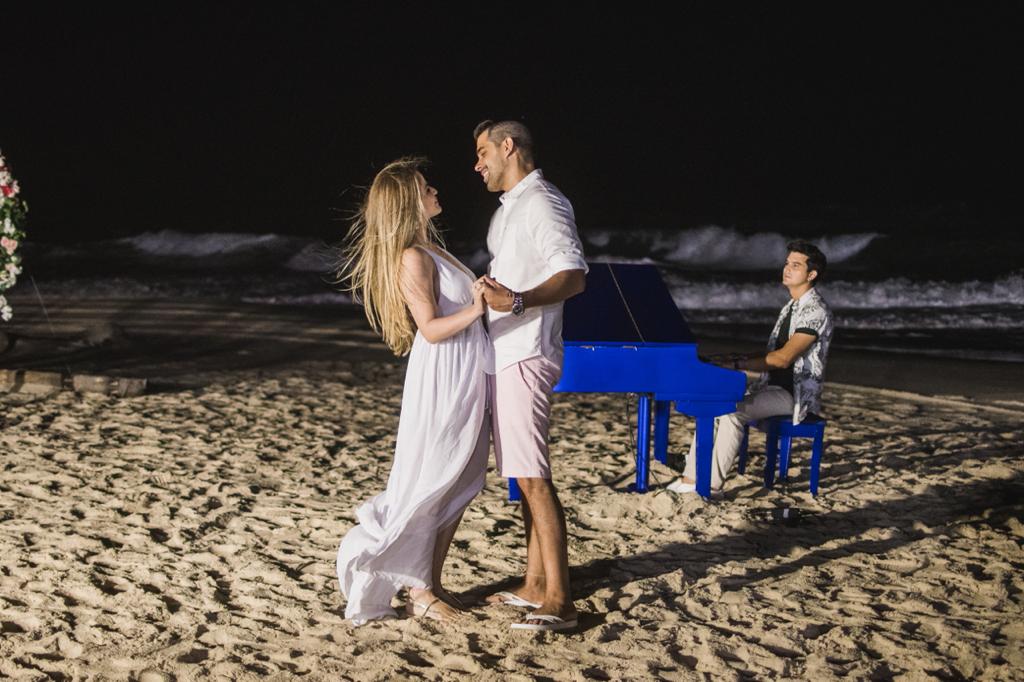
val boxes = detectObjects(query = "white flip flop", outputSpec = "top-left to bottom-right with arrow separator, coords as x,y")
510,614 -> 579,632
488,591 -> 542,609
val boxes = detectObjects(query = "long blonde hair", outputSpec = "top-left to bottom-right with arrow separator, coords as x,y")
338,157 -> 443,356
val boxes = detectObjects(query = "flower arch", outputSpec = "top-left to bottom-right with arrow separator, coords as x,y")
0,149 -> 27,322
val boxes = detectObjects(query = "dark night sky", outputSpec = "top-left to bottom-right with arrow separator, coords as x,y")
1,4 -> 1019,246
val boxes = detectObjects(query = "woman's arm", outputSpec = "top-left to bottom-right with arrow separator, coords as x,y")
400,247 -> 484,344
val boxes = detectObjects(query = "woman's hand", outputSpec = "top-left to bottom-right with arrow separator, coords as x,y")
472,277 -> 488,316
481,275 -> 514,312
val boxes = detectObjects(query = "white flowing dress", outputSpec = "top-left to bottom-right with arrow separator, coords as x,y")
336,247 -> 493,625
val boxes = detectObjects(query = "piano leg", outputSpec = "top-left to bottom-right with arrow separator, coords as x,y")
633,394 -> 652,493
653,400 -> 671,464
694,416 -> 715,499
508,477 -> 521,503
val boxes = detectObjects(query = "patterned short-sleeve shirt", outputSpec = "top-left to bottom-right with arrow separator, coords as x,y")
751,287 -> 834,423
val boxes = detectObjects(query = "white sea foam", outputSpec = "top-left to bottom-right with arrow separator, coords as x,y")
462,248 -> 491,272
667,273 -> 1024,311
285,242 -> 337,272
59,226 -> 880,274
693,307 -> 1024,331
241,292 -> 352,305
585,225 -> 881,270
119,230 -> 293,256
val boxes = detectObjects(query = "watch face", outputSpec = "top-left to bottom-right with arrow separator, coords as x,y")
512,293 -> 524,315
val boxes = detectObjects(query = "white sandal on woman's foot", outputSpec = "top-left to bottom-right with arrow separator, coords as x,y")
406,597 -> 458,622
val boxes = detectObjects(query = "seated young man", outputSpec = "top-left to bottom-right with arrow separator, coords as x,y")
668,240 -> 834,494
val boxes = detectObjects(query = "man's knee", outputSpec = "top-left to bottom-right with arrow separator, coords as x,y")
516,477 -> 555,497
719,411 -> 746,432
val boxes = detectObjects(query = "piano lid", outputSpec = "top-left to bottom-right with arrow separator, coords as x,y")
563,262 -> 695,344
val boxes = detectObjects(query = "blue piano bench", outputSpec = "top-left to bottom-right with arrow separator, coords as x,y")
737,415 -> 827,496
507,477 -> 521,502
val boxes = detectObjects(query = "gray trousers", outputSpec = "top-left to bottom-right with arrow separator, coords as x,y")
682,385 -> 794,491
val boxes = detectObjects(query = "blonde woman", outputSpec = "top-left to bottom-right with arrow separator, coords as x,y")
336,157 -> 493,624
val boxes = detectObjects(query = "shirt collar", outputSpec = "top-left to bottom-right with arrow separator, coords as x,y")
499,168 -> 543,205
791,287 -> 817,310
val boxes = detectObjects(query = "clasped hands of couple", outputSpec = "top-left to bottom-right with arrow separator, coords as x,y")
469,274 -> 518,315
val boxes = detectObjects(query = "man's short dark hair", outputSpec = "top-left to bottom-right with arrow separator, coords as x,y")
473,119 -> 535,165
786,240 -> 827,285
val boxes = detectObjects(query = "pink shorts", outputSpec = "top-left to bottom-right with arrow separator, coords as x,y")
490,356 -> 561,479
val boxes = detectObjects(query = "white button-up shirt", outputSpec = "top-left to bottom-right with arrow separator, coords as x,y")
486,169 -> 588,373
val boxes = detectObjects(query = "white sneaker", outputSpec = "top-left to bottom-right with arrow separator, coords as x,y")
666,479 -> 697,494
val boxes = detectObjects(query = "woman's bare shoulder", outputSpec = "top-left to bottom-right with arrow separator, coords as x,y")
400,246 -> 435,277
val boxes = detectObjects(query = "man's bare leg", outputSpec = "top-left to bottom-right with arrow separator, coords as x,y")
521,500 -> 547,598
514,478 -> 576,622
486,496 -> 546,604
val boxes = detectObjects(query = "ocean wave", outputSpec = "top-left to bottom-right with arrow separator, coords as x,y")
462,248 -> 491,272
241,292 -> 352,305
585,225 -> 880,270
118,230 -> 301,257
822,345 -> 1024,363
285,242 -> 339,273
14,274 -> 343,302
667,273 -> 1024,310
692,307 -> 1024,331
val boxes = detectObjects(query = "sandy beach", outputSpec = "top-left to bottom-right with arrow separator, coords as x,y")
1,297 -> 1023,680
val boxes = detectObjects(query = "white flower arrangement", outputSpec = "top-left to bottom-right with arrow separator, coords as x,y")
0,148 -> 27,322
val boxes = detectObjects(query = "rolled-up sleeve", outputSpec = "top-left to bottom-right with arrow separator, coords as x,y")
527,192 -> 588,275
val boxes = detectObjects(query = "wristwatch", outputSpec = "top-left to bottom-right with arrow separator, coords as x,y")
511,291 -> 525,316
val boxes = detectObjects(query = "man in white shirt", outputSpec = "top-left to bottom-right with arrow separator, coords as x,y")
473,119 -> 587,632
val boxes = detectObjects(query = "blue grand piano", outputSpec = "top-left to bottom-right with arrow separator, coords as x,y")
508,262 -> 746,500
